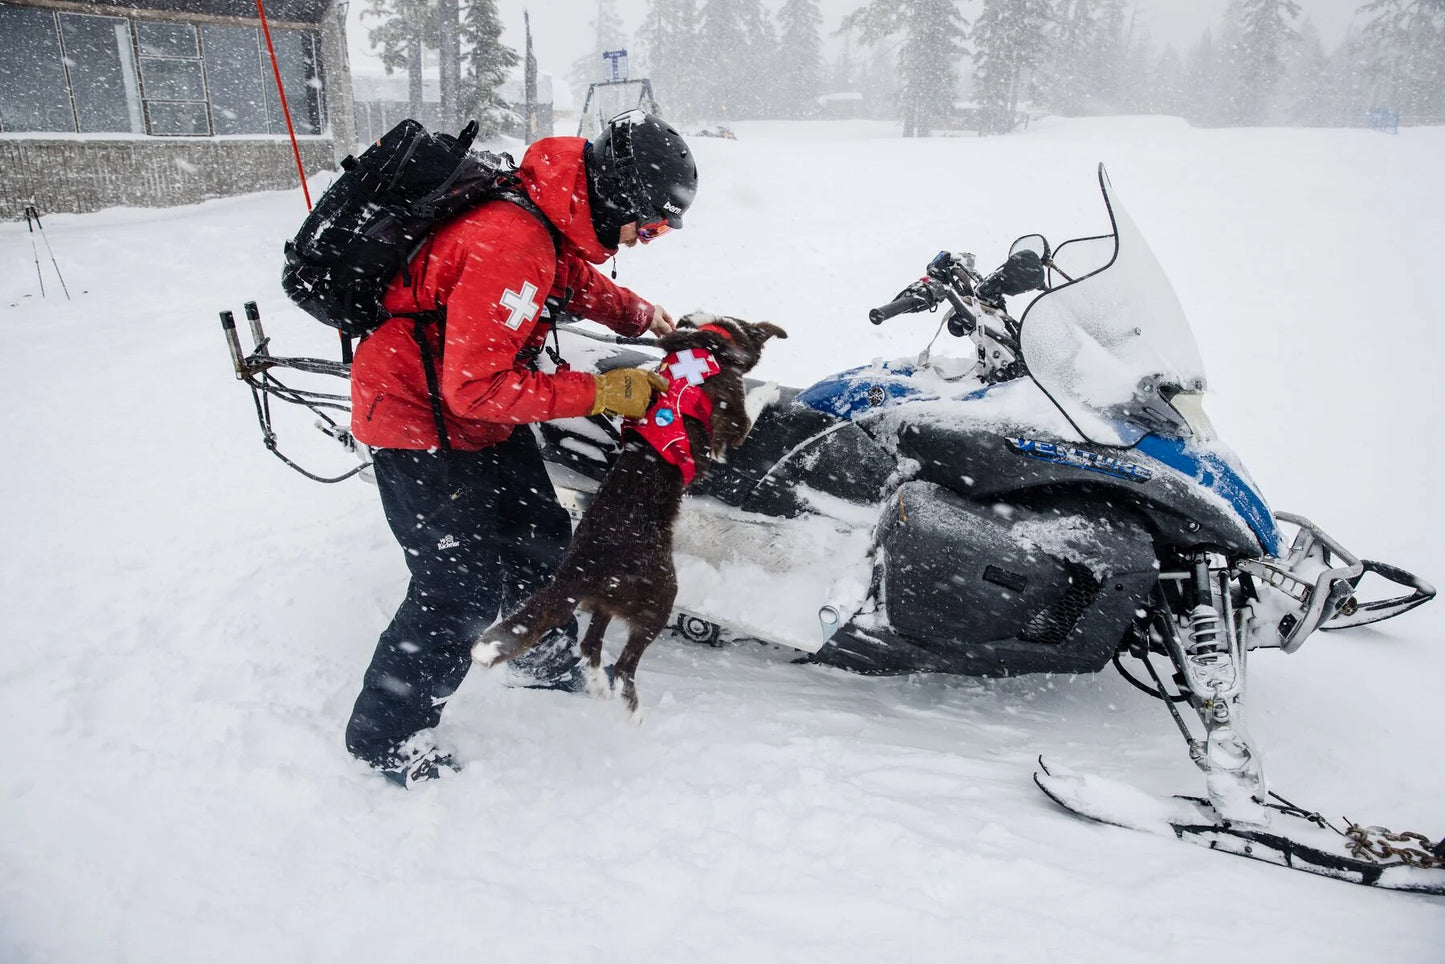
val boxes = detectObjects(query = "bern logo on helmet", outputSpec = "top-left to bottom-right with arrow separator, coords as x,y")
663,201 -> 683,215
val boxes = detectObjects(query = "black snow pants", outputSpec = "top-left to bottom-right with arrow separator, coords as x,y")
345,429 -> 579,768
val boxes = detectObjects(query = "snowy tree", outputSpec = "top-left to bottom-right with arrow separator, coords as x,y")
1182,28 -> 1224,124
569,0 -> 629,109
971,0 -> 1052,134
438,0 -> 461,128
777,0 -> 824,118
458,0 -> 519,136
1233,0 -> 1302,123
1115,23 -> 1160,114
1355,0 -> 1445,117
1038,0 -> 1129,114
841,0 -> 969,137
1035,0 -> 1098,115
1146,46 -> 1187,116
696,0 -> 778,119
638,0 -> 703,119
364,0 -> 435,114
1276,19 -> 1333,125
1088,0 -> 1128,109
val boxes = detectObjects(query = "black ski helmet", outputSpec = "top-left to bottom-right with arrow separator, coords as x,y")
586,110 -> 697,243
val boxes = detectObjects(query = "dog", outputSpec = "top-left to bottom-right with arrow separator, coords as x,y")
471,314 -> 787,717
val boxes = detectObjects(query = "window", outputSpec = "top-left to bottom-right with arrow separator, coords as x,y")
202,25 -> 269,135
263,29 -> 322,136
0,5 -> 72,131
137,21 -> 208,135
58,13 -> 144,133
137,21 -> 197,59
0,3 -> 322,139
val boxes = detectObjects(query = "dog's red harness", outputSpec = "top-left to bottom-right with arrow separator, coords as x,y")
623,325 -> 730,485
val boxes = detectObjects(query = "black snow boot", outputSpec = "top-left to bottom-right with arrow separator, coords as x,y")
381,748 -> 462,789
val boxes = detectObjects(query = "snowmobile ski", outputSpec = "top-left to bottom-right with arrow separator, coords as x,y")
1033,758 -> 1445,896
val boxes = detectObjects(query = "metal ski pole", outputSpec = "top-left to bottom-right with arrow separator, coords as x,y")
23,206 -> 45,298
26,205 -> 70,300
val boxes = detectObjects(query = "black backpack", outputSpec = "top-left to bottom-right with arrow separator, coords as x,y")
281,118 -> 557,448
282,118 -> 541,338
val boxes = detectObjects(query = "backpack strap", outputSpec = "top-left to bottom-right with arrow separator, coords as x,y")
408,314 -> 450,451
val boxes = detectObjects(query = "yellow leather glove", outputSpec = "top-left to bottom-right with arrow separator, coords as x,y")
590,368 -> 669,419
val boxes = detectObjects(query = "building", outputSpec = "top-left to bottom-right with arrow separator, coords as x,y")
0,0 -> 355,219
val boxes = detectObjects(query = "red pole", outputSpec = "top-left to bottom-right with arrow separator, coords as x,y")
256,0 -> 313,210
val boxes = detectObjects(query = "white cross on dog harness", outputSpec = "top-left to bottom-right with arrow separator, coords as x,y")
666,348 -> 714,386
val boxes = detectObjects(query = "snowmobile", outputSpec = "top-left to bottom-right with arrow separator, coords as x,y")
532,166 -> 1441,891
219,166 -> 1440,893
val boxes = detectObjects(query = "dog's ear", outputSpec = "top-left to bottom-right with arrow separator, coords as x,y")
711,318 -> 786,371
741,321 -> 788,348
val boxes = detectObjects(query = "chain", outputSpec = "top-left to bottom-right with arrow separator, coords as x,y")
1268,791 -> 1445,870
1343,823 -> 1445,868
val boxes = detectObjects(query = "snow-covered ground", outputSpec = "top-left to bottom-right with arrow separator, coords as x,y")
2,116 -> 1442,962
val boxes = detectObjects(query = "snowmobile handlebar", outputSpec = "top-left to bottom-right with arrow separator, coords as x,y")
869,284 -> 938,324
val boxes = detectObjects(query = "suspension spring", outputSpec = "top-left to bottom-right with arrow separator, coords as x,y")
1188,604 -> 1222,651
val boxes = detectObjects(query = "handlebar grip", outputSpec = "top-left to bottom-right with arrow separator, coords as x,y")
869,293 -> 929,325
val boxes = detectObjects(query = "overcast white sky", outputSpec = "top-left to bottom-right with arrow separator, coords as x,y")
346,0 -> 1368,94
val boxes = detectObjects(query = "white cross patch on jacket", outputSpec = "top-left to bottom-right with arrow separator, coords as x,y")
498,281 -> 541,330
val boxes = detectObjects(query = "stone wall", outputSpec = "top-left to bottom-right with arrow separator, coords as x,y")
1,136 -> 336,220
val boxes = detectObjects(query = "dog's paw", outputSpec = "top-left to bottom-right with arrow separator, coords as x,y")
471,639 -> 503,667
586,663 -> 613,699
620,680 -> 643,724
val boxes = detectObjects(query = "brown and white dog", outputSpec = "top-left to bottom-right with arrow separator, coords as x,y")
471,314 -> 787,717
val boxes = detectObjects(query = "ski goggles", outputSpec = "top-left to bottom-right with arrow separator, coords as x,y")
637,217 -> 673,244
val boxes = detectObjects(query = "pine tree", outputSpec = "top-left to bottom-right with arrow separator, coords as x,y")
1277,19 -> 1332,125
697,0 -> 777,119
1036,0 -> 1098,116
777,0 -> 824,118
1210,10 -> 1252,125
364,0 -> 435,114
1356,0 -> 1445,117
744,3 -> 780,117
458,0 -> 519,136
1148,46 -> 1186,116
1183,28 -> 1225,125
638,0 -> 702,119
1116,21 -> 1159,113
1088,0 -> 1128,109
842,0 -> 969,137
1235,0 -> 1302,123
971,0 -> 1051,134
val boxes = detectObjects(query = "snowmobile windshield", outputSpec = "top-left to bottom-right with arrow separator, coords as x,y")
1018,167 -> 1206,448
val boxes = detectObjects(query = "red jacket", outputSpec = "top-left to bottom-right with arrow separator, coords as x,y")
350,137 -> 656,450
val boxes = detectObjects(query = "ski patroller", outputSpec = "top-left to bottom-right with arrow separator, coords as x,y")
217,165 -> 1439,895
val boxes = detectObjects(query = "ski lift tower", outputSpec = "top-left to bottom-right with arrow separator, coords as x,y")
577,49 -> 660,137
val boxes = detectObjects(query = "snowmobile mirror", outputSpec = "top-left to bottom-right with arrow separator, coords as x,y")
1009,233 -> 1051,262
